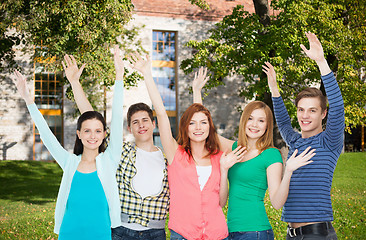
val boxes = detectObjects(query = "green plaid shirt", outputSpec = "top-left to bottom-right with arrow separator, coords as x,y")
116,142 -> 170,227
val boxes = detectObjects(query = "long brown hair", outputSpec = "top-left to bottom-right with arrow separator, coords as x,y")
74,111 -> 106,155
238,101 -> 274,152
177,103 -> 220,158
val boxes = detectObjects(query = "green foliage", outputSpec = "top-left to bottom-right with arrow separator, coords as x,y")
1,0 -> 145,113
188,0 -> 210,10
0,0 -> 25,71
181,0 -> 366,130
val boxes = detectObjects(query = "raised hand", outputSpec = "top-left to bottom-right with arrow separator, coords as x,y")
192,66 -> 209,104
13,70 -> 33,105
127,52 -> 151,75
62,55 -> 86,85
220,146 -> 247,171
262,61 -> 280,97
285,146 -> 315,173
300,31 -> 325,63
192,67 -> 209,92
113,45 -> 124,81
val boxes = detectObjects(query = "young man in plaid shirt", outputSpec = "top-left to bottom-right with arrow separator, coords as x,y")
112,102 -> 169,240
64,55 -> 169,240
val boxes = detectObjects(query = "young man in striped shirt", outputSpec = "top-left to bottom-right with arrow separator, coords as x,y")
263,32 -> 344,239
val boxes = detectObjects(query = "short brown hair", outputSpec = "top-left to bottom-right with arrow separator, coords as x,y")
127,103 -> 154,127
177,103 -> 220,158
295,87 -> 327,112
238,101 -> 274,152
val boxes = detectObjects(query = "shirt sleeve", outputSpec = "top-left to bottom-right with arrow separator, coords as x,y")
27,104 -> 70,170
104,80 -> 124,169
264,148 -> 283,167
231,141 -> 238,151
272,96 -> 299,147
321,72 -> 345,152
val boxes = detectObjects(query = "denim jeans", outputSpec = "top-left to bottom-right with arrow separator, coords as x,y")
170,230 -> 229,240
229,229 -> 274,240
112,225 -> 166,240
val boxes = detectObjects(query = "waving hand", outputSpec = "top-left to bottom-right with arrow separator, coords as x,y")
13,70 -> 33,105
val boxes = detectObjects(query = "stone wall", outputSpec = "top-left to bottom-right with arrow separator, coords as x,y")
0,49 -> 35,160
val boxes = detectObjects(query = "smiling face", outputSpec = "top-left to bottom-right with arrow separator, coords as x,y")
177,103 -> 220,157
77,119 -> 106,152
245,108 -> 267,141
188,112 -> 210,143
128,110 -> 155,143
297,97 -> 327,138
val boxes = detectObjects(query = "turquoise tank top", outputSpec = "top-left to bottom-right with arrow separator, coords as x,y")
59,171 -> 111,240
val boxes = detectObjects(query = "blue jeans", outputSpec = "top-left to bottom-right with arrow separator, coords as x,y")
229,229 -> 274,240
170,230 -> 229,240
112,226 -> 166,240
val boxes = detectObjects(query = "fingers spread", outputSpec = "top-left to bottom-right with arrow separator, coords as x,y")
203,67 -> 207,76
64,54 -> 71,67
299,146 -> 313,156
70,55 -> 77,65
79,63 -> 86,73
300,44 -> 308,53
129,51 -> 141,63
290,149 -> 299,159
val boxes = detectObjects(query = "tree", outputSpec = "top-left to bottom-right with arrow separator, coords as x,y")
181,0 -> 366,132
1,0 -> 220,114
1,0 -> 143,113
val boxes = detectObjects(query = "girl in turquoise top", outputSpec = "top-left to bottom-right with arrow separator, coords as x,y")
12,46 -> 125,240
193,70 -> 316,240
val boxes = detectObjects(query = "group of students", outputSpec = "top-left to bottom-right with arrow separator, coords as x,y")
12,32 -> 344,240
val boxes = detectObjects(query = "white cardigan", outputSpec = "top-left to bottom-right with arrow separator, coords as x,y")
27,80 -> 124,234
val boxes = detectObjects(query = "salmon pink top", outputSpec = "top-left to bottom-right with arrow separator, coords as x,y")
168,147 -> 228,240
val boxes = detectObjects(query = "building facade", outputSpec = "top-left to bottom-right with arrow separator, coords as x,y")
0,0 -> 254,160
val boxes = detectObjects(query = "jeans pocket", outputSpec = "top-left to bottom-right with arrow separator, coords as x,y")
111,227 -> 125,240
149,229 -> 166,240
170,230 -> 186,240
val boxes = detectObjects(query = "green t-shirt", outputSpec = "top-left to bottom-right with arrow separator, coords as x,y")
227,142 -> 282,232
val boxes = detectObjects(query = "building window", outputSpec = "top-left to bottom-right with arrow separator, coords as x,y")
33,48 -> 63,161
152,31 -> 178,145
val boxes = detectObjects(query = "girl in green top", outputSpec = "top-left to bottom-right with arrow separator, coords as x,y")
192,68 -> 316,240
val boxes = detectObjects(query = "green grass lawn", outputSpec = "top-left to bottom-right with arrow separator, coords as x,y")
0,152 -> 365,239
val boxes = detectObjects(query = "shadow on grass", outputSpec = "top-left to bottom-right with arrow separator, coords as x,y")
0,160 -> 62,205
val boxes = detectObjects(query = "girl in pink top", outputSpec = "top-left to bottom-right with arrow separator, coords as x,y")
128,53 -> 246,240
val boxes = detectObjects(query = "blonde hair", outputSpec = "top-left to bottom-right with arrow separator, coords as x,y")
238,101 -> 274,152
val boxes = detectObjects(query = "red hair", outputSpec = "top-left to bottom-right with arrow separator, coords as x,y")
177,103 -> 220,158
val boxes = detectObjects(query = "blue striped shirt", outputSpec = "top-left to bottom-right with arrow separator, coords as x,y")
272,72 -> 344,222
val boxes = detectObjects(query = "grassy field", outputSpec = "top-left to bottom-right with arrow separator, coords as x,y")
0,152 -> 365,239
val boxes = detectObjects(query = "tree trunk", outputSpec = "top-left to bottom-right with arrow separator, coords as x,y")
252,0 -> 287,153
253,0 -> 270,27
